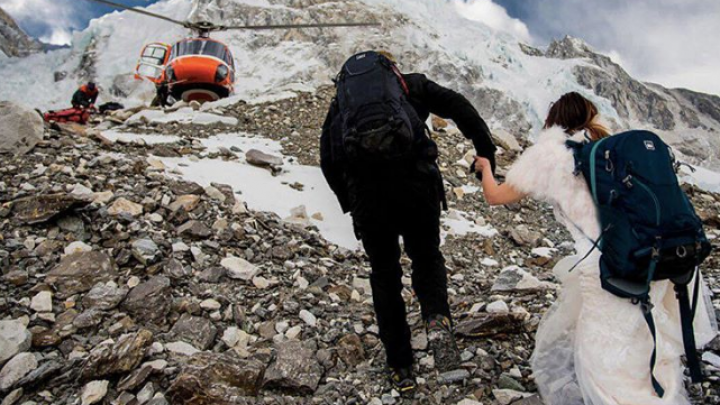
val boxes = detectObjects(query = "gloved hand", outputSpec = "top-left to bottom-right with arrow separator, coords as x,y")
470,153 -> 496,181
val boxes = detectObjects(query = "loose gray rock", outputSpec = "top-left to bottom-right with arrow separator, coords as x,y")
509,225 -> 543,247
263,341 -> 323,395
455,314 -> 526,338
246,149 -> 283,168
177,220 -> 212,240
81,380 -> 109,405
131,239 -> 161,265
169,314 -> 217,351
122,276 -> 171,324
0,320 -> 32,366
336,334 -> 365,366
46,251 -> 118,298
80,330 -> 153,381
82,282 -> 128,311
167,352 -> 267,402
492,266 -> 552,293
9,194 -> 90,225
0,352 -> 38,391
437,369 -> 470,385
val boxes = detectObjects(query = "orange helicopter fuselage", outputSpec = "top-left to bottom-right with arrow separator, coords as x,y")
136,38 -> 235,103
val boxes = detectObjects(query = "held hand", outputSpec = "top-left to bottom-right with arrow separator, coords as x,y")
473,156 -> 492,174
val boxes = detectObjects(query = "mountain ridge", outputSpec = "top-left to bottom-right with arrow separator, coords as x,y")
0,0 -> 719,169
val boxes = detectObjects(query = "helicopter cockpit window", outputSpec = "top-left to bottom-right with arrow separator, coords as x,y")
170,40 -> 233,66
136,45 -> 169,81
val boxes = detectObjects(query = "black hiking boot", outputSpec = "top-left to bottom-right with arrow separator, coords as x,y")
389,366 -> 417,394
426,314 -> 461,371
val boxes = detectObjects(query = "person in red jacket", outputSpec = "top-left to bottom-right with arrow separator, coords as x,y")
71,82 -> 99,109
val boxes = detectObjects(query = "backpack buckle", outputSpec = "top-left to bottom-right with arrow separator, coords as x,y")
640,299 -> 654,314
623,175 -> 634,188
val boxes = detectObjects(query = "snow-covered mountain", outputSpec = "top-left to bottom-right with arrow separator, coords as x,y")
1,0 -> 719,170
0,6 -> 43,58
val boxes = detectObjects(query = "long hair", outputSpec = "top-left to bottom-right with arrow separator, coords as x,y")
544,92 -> 610,141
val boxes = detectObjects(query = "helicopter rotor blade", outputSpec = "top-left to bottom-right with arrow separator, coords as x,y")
219,22 -> 381,31
82,0 -> 189,28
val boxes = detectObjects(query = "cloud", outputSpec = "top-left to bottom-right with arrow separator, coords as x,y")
0,0 -> 159,45
495,0 -> 720,95
452,0 -> 532,43
1,0 -> 81,45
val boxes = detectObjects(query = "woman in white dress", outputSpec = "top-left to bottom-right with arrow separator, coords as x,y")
473,92 -> 718,405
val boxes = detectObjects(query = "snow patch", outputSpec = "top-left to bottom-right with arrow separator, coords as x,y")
126,108 -> 238,126
199,133 -> 283,156
158,132 -> 357,249
442,209 -> 498,239
681,165 -> 720,194
101,130 -> 181,145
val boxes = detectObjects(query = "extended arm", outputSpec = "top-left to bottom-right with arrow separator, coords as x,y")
418,75 -> 497,170
474,157 -> 526,205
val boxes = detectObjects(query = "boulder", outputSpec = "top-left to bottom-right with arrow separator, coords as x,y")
0,101 -> 44,155
169,195 -> 201,212
493,389 -> 532,405
167,352 -> 267,404
10,193 -> 90,225
46,252 -> 117,298
82,282 -> 128,311
122,276 -> 171,324
493,128 -> 522,152
246,149 -> 283,168
81,380 -> 109,405
177,220 -> 212,240
107,197 -> 144,217
169,314 -> 217,351
80,330 -> 153,381
455,313 -> 526,338
509,225 -> 543,247
437,369 -> 470,385
336,334 -> 365,366
221,256 -> 258,281
262,341 -> 323,394
29,291 -> 52,313
0,352 -> 38,390
131,238 -> 161,265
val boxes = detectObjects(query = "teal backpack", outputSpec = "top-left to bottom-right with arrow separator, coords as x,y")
568,130 -> 712,397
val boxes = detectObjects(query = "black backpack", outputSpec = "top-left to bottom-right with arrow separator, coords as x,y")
568,130 -> 712,397
335,51 -> 419,162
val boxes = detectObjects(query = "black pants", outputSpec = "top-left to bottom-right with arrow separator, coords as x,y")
350,167 -> 450,369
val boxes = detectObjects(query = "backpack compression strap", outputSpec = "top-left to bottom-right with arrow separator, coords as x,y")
640,254 -> 665,398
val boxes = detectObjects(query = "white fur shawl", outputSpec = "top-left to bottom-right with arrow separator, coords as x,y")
505,126 -> 601,252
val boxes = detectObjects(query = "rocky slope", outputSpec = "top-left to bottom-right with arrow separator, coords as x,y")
0,7 -> 42,58
0,89 -> 718,405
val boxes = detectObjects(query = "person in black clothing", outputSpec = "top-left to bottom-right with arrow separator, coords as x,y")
71,82 -> 99,109
320,51 -> 496,392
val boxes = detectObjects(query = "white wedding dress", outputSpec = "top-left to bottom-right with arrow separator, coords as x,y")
504,127 -> 718,405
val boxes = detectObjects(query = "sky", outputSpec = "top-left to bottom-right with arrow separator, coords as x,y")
1,0 -> 719,95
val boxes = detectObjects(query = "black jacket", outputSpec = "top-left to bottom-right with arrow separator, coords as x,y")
72,88 -> 98,109
321,73 -> 496,213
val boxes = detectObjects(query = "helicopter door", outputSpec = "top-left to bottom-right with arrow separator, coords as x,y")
135,43 -> 171,83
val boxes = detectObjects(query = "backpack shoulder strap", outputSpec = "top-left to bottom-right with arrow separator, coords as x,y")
565,139 -> 585,176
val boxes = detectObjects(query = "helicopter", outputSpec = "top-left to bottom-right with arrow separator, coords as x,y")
85,0 -> 380,104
